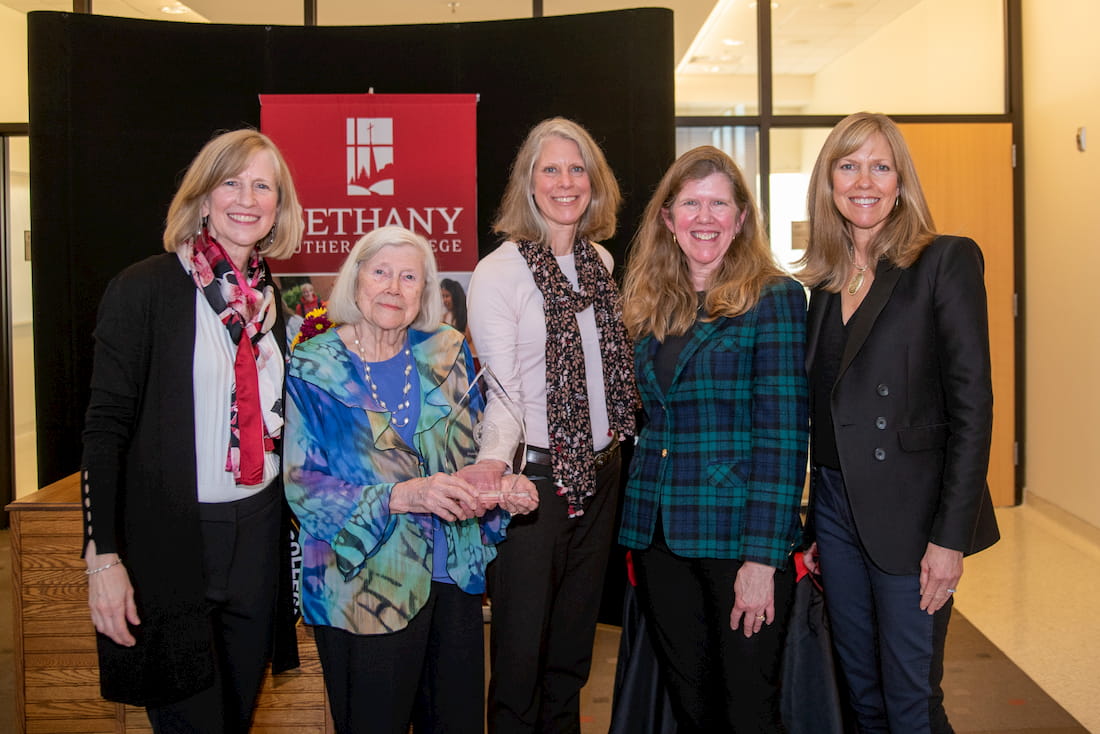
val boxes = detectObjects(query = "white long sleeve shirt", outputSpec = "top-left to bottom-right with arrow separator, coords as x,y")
467,240 -> 614,466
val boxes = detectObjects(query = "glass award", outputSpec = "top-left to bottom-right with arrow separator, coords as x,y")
444,364 -> 530,507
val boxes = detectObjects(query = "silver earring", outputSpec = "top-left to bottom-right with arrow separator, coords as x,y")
268,221 -> 277,244
201,215 -> 209,229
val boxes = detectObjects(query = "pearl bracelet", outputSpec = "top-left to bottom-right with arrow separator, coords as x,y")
85,558 -> 123,576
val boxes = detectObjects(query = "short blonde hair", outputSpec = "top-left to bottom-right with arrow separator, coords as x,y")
797,112 -> 937,290
622,146 -> 784,341
326,226 -> 443,331
163,129 -> 303,260
493,117 -> 621,245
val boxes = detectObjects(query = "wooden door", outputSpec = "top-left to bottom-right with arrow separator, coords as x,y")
899,123 -> 1015,506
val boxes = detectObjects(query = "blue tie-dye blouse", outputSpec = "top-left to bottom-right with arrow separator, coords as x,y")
284,325 -> 508,635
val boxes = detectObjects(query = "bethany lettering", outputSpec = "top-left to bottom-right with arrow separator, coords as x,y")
304,207 -> 465,236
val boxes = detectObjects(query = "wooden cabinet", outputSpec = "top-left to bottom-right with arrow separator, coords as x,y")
7,474 -> 332,734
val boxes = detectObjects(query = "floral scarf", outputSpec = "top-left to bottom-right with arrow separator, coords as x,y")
178,229 -> 283,485
517,238 -> 638,517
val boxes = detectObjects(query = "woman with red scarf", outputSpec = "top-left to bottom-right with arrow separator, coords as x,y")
82,129 -> 303,733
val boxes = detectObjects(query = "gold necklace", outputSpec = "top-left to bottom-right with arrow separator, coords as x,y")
846,244 -> 870,295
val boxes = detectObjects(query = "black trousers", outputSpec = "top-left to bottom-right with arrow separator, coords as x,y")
313,582 -> 484,734
487,450 -> 621,734
146,482 -> 281,734
632,526 -> 796,734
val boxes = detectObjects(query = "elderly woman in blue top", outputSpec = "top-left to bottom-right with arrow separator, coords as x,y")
284,225 -> 538,734
619,146 -> 809,733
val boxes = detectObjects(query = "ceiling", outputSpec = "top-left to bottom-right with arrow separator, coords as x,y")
4,0 -> 921,113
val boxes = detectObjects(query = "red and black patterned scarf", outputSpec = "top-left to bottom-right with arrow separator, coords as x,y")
181,228 -> 282,485
517,238 -> 637,517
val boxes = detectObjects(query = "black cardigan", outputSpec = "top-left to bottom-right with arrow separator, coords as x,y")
82,253 -> 298,707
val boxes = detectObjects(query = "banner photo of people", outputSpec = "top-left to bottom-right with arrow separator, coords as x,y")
260,93 -> 478,353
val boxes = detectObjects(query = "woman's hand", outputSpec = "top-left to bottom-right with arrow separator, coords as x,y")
730,561 -> 776,637
390,473 -> 481,521
919,542 -> 963,614
85,540 -> 140,647
495,474 -> 540,515
802,541 -> 820,575
456,460 -> 540,515
456,460 -> 507,495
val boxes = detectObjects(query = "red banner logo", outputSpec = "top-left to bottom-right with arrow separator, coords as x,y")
261,94 -> 478,275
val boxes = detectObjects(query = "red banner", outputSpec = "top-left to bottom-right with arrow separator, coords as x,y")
260,94 -> 478,275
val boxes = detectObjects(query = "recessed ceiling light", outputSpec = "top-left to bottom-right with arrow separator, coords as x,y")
722,38 -> 745,46
160,2 -> 192,14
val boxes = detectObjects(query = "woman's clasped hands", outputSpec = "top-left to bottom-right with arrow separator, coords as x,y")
391,462 -> 539,521
456,460 -> 540,516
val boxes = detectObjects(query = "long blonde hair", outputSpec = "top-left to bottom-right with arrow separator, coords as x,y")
622,146 -> 785,341
797,112 -> 937,290
163,129 -> 303,259
492,117 -> 621,244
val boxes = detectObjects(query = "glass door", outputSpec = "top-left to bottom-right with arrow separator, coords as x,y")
2,133 -> 35,517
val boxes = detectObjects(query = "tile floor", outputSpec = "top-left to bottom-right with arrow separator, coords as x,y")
952,495 -> 1100,733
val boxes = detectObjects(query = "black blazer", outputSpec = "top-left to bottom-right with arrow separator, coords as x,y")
806,236 -> 999,575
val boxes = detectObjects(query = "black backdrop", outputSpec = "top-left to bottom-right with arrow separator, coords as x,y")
27,8 -> 674,488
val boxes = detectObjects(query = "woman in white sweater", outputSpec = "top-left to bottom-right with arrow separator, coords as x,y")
467,117 -> 637,734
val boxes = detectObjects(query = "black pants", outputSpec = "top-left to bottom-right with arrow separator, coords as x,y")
487,450 -> 621,734
313,582 -> 484,734
633,526 -> 795,734
146,482 -> 281,734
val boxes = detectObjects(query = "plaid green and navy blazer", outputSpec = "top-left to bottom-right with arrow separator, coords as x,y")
619,276 -> 809,569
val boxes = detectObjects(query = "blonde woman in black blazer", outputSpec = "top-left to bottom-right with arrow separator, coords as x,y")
798,113 -> 999,734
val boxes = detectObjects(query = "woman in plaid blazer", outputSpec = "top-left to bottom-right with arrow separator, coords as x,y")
620,146 -> 809,732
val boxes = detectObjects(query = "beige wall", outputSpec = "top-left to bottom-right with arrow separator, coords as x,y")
1021,0 -> 1100,529
1,5 -> 28,122
807,0 -> 1003,115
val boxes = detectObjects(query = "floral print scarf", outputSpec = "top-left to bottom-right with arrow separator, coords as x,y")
178,229 -> 283,485
517,238 -> 637,517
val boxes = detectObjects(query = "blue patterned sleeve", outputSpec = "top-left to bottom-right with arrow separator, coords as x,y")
479,507 -> 508,545
283,373 -> 398,580
742,278 -> 810,567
